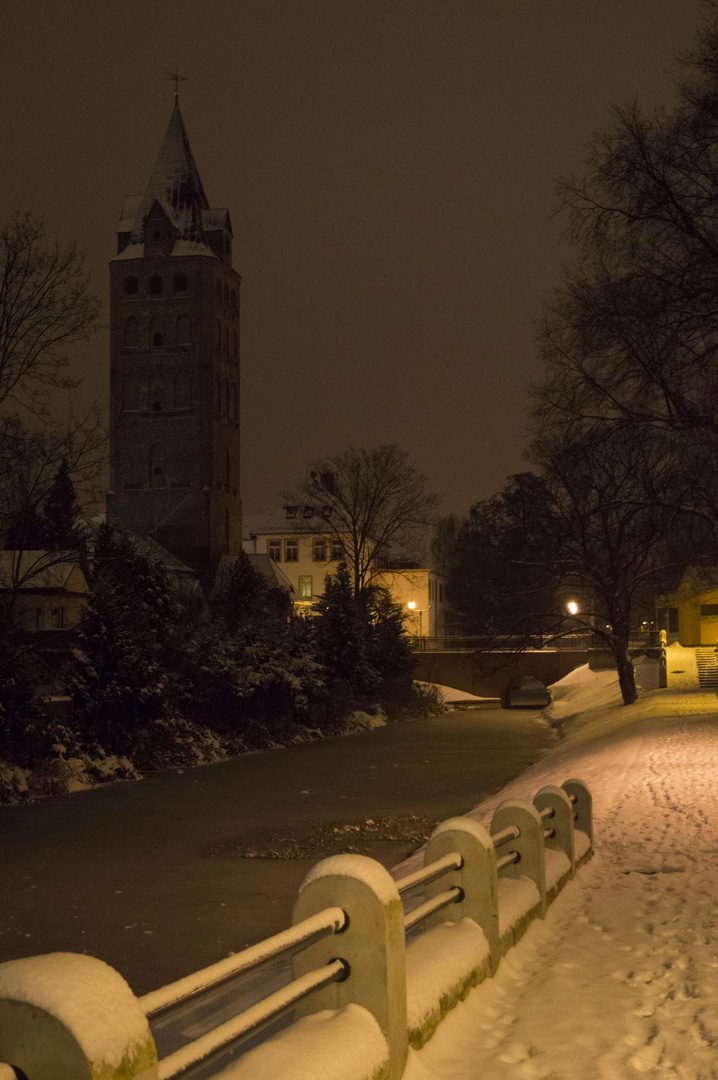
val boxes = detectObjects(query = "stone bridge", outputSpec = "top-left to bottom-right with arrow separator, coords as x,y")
412,648 -> 589,699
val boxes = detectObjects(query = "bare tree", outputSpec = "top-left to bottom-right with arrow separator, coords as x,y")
532,424 -> 711,705
287,444 -> 439,594
0,212 -> 101,412
0,213 -> 105,631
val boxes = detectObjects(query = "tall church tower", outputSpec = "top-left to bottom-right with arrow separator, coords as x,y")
107,100 -> 241,583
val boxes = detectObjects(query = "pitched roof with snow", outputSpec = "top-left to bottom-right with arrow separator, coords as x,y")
114,101 -> 230,259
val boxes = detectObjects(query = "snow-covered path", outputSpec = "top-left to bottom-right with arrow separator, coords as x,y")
404,673 -> 718,1080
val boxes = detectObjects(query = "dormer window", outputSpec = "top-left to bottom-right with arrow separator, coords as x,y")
285,506 -> 298,519
148,274 -> 163,295
123,276 -> 139,295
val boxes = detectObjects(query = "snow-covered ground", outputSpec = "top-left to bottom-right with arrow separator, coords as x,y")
403,660 -> 718,1080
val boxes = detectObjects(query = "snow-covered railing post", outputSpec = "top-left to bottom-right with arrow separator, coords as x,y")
291,853 -> 407,1080
0,952 -> 158,1080
491,799 -> 545,950
533,785 -> 575,902
561,778 -> 593,867
422,817 -> 499,969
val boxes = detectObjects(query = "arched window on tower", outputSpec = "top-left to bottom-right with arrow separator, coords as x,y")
148,274 -> 163,295
174,274 -> 188,293
149,445 -> 166,487
176,315 -> 191,344
123,317 -> 139,348
123,276 -> 139,295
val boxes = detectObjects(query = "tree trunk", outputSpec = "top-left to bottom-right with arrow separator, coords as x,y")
610,636 -> 637,705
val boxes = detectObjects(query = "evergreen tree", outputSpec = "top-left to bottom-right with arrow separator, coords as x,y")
69,525 -> 184,753
364,586 -> 415,714
187,552 -> 318,738
210,550 -> 290,633
42,459 -> 83,549
312,562 -> 377,719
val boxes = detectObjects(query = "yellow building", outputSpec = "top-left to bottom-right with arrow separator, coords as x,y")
243,509 -> 446,634
656,567 -> 718,645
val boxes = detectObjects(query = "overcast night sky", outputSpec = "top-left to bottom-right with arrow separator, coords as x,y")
0,1 -> 709,521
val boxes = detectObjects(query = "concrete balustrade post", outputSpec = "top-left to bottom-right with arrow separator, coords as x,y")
561,778 -> 593,867
423,817 -> 500,970
292,854 -> 407,1080
491,799 -> 546,953
533,784 -> 575,901
0,953 -> 158,1080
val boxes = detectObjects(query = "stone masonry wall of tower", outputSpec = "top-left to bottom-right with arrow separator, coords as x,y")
106,101 -> 242,584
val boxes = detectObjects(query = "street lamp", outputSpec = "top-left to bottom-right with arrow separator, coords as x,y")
407,600 -> 423,637
567,600 -> 579,616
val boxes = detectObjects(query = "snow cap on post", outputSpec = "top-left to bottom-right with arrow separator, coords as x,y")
491,798 -> 546,929
0,952 -> 158,1080
562,777 -> 593,863
533,784 -> 575,899
423,816 -> 499,968
292,853 -> 405,1080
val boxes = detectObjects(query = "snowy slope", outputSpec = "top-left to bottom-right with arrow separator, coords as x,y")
403,664 -> 718,1080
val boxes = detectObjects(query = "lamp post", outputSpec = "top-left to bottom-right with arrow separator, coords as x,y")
407,600 -> 423,638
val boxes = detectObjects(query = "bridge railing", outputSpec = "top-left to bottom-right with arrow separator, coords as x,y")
0,778 -> 593,1080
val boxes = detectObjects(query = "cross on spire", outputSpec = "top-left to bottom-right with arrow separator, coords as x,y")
165,68 -> 187,100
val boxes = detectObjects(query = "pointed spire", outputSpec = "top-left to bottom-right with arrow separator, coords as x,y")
131,101 -> 210,246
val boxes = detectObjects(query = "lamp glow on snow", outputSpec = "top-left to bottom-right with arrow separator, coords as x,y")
567,601 -> 579,616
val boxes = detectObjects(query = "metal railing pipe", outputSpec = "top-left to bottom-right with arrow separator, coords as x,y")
141,906 -> 347,1021
157,959 -> 348,1079
496,850 -> 519,871
395,852 -> 463,896
491,825 -> 520,848
403,887 -> 463,932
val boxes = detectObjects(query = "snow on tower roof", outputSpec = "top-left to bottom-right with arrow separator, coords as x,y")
126,100 -> 213,249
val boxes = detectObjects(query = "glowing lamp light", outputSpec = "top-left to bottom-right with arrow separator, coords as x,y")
407,601 -> 417,610
567,601 -> 579,615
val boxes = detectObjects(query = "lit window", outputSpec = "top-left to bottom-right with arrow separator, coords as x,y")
330,540 -> 344,561
268,540 -> 281,561
285,539 -> 298,562
299,576 -> 312,599
313,538 -> 327,562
